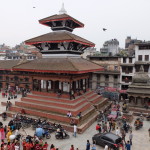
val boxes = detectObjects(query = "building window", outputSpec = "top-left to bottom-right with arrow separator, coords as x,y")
129,58 -> 132,63
105,83 -> 109,87
114,75 -> 118,79
123,58 -> 126,63
0,76 -> 3,80
138,55 -> 142,61
114,83 -> 118,88
105,75 -> 109,82
114,66 -> 118,71
97,74 -> 100,81
145,55 -> 149,61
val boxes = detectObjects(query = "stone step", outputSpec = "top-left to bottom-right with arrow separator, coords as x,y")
21,97 -> 86,109
26,90 -> 95,104
15,101 -> 91,116
8,106 -> 77,124
79,98 -> 108,124
31,89 -> 93,100
22,94 -> 101,109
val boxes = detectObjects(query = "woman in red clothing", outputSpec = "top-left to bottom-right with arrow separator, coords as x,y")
42,142 -> 48,150
7,142 -> 11,150
22,139 -> 26,150
25,142 -> 31,150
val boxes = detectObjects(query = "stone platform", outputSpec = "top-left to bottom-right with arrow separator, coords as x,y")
1,90 -> 110,133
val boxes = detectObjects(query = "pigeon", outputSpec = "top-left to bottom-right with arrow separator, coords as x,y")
103,28 -> 107,31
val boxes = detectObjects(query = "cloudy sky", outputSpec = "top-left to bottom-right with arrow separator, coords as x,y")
0,0 -> 150,50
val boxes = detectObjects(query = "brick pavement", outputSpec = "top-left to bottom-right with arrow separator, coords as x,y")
0,94 -> 150,150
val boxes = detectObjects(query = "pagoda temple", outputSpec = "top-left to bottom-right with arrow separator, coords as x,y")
0,5 -> 109,133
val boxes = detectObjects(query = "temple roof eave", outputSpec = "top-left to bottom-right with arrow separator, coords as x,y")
39,14 -> 84,28
12,68 -> 103,74
25,31 -> 95,47
25,39 -> 95,47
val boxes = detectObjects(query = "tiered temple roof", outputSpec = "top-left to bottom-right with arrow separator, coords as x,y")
25,31 -> 94,47
39,14 -> 84,28
13,58 -> 102,73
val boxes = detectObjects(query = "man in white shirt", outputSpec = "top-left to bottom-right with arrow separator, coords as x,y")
104,145 -> 108,150
73,124 -> 77,137
115,127 -> 120,135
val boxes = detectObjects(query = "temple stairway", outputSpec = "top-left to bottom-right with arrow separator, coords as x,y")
1,90 -> 110,133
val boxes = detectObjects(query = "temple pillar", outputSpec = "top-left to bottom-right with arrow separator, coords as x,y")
39,80 -> 41,92
88,78 -> 90,88
85,78 -> 87,92
80,79 -> 83,90
78,80 -> 80,89
53,81 -> 56,93
69,82 -> 71,95
61,82 -> 63,92
46,80 -> 48,92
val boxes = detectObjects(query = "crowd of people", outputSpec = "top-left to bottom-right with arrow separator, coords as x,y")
0,87 -> 149,150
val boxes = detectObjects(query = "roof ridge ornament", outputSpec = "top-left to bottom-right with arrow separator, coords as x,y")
59,3 -> 67,14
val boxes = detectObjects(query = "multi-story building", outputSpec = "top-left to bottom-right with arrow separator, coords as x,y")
88,56 -> 121,89
134,41 -> 150,73
120,56 -> 135,90
100,39 -> 119,56
82,47 -> 97,59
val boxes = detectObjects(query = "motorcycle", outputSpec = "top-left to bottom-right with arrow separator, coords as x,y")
2,113 -> 7,121
43,129 -> 51,139
134,119 -> 143,130
55,130 -> 70,139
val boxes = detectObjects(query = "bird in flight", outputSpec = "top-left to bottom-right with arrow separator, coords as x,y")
103,28 -> 107,31
33,7 -> 36,8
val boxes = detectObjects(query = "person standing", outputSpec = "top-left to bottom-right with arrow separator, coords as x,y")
96,124 -> 101,133
129,131 -> 133,145
121,129 -> 126,142
103,122 -> 108,133
73,124 -> 77,137
109,120 -> 113,132
6,101 -> 9,111
86,140 -> 90,150
104,145 -> 108,150
115,127 -> 120,135
125,141 -> 131,150
91,140 -> 96,150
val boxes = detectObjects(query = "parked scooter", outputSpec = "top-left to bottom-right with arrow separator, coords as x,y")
134,118 -> 143,130
55,130 -> 70,139
2,112 -> 7,121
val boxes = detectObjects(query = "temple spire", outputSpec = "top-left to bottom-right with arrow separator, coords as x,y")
59,3 -> 67,14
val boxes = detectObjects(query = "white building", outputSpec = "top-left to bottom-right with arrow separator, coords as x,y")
100,39 -> 119,56
120,41 -> 150,90
134,42 -> 150,73
82,47 -> 97,59
120,57 -> 135,90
